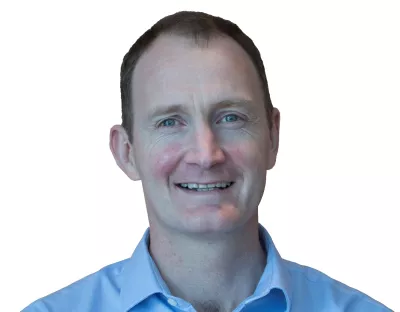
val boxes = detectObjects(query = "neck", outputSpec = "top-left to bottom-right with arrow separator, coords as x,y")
148,216 -> 267,311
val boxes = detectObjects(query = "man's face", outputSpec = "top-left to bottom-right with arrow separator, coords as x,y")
128,34 -> 279,234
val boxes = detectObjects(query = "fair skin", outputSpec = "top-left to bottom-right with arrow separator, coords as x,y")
110,34 -> 280,312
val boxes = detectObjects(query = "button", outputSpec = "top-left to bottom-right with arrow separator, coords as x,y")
167,298 -> 178,306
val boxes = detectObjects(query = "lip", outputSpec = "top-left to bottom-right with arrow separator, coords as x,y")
173,182 -> 235,195
174,181 -> 235,185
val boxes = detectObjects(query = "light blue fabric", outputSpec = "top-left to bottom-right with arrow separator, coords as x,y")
22,224 -> 392,311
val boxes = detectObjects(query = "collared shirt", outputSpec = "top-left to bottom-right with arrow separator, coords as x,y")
22,224 -> 392,312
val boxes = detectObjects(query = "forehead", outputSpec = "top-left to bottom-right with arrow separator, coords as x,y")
131,34 -> 264,114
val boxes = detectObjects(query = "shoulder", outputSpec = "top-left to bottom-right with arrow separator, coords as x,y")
21,258 -> 129,312
283,260 -> 392,311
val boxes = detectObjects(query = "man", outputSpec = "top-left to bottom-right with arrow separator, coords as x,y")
23,11 -> 392,312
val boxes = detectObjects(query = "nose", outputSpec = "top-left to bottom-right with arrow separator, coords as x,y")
185,125 -> 225,169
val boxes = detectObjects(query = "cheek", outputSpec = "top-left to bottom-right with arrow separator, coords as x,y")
150,143 -> 183,179
227,141 -> 265,168
229,146 -> 246,165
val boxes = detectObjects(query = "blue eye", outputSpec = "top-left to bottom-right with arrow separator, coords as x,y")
159,118 -> 178,127
220,114 -> 241,123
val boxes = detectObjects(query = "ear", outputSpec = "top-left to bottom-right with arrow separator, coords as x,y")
266,108 -> 280,170
109,125 -> 141,181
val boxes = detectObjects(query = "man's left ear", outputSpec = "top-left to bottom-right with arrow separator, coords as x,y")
267,108 -> 280,170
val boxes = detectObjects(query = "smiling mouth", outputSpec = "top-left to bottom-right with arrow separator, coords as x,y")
175,182 -> 235,192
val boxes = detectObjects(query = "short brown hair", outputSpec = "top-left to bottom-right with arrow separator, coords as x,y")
120,11 -> 274,143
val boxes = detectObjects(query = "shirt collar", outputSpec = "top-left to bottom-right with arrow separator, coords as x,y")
120,227 -> 169,311
254,224 -> 292,310
120,223 -> 292,311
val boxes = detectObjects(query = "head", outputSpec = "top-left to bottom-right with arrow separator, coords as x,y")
110,11 -> 280,236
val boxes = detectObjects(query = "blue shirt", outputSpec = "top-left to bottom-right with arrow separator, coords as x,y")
22,224 -> 392,311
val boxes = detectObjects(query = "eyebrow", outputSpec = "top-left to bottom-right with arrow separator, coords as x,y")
148,98 -> 255,120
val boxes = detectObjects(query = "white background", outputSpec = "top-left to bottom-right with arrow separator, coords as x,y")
0,1 -> 398,311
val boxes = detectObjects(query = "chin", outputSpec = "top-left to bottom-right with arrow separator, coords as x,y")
176,202 -> 243,234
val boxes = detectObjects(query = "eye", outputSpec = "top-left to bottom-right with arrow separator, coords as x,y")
219,114 -> 243,123
158,118 -> 180,128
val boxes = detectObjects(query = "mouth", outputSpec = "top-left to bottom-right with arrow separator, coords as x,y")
175,182 -> 235,192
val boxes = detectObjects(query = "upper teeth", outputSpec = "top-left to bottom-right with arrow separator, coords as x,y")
179,182 -> 232,189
